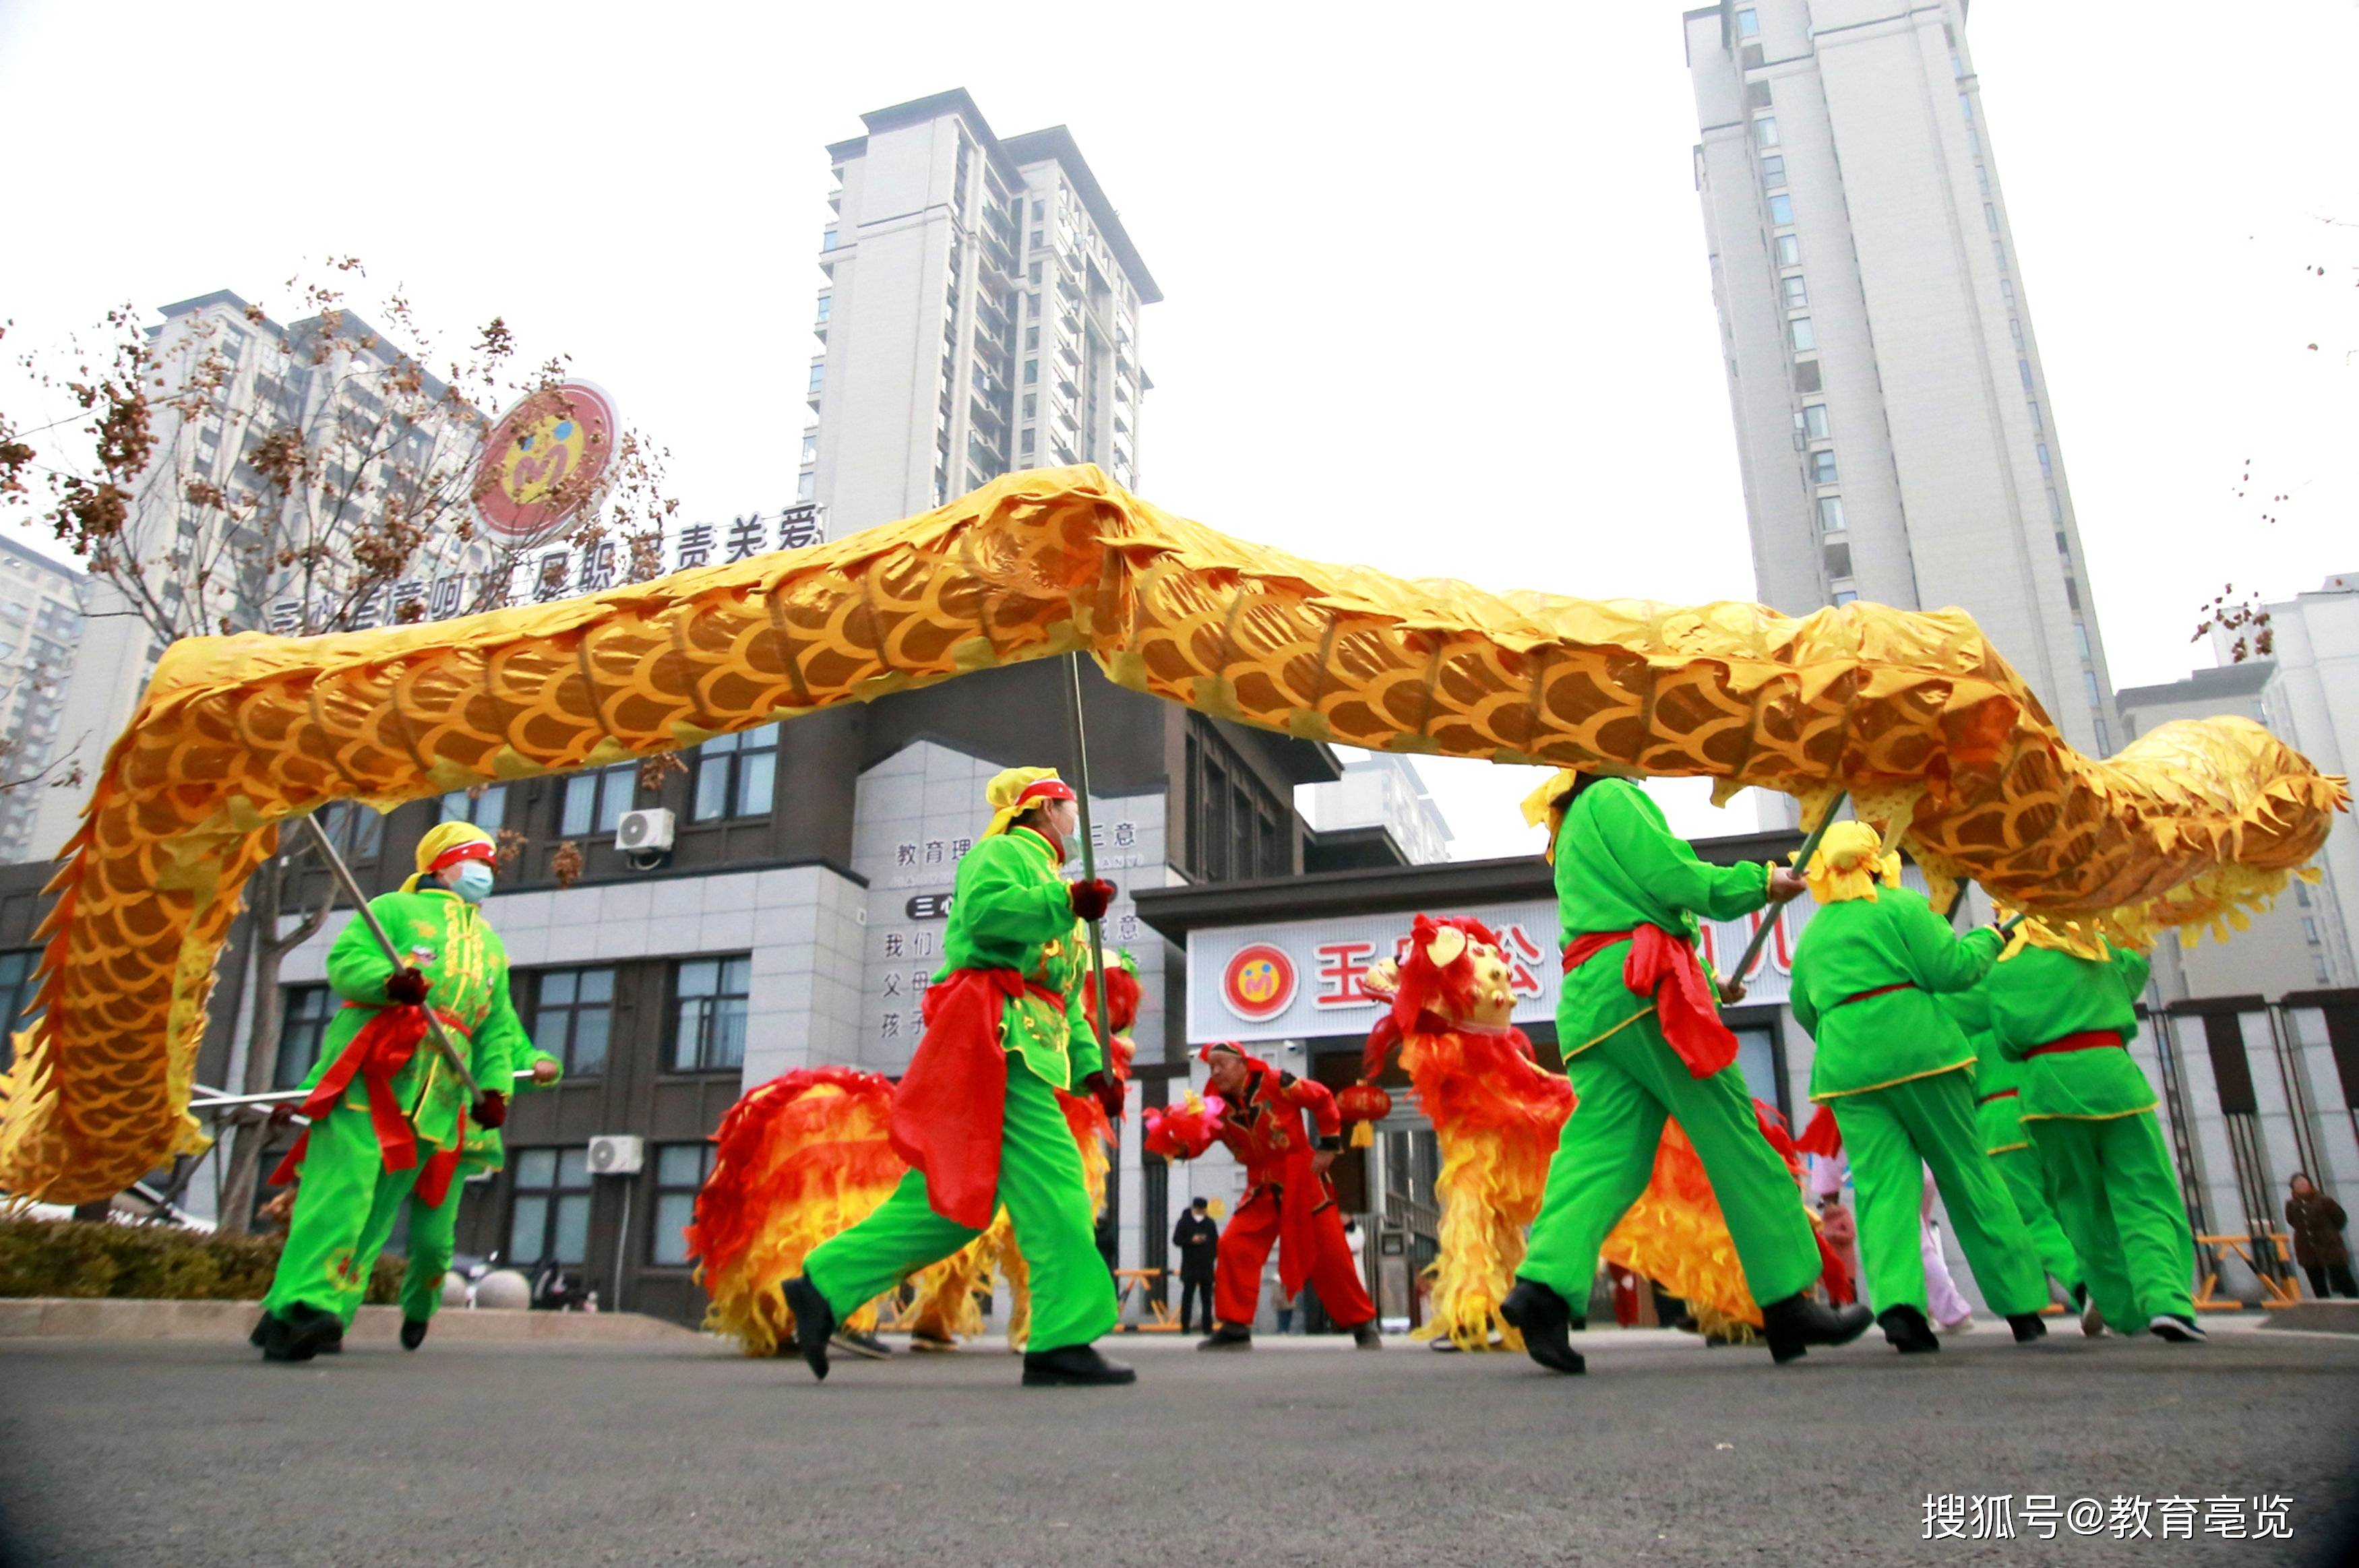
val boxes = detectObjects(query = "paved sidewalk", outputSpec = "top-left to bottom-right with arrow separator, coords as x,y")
3,1320 -> 2354,1567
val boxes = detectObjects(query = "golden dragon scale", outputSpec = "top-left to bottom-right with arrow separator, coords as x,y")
0,466 -> 2344,1200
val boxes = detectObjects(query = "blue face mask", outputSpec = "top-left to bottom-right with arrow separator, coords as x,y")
450,861 -> 495,905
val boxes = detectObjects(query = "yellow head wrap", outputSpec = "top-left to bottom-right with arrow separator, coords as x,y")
983,766 -> 1066,841
1520,764 -> 1640,864
404,820 -> 497,893
1799,819 -> 1902,904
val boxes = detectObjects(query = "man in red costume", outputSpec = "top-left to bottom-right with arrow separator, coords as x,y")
1196,1042 -> 1383,1351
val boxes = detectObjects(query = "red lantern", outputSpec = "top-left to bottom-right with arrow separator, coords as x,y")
1337,1082 -> 1392,1125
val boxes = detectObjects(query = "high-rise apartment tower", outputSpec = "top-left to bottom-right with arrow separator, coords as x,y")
1684,1 -> 2118,755
805,90 -> 1157,533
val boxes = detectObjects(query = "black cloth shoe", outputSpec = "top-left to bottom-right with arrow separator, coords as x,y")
400,1317 -> 429,1351
1760,1292 -> 1874,1364
830,1327 -> 892,1360
2149,1313 -> 2207,1344
783,1276 -> 834,1381
2007,1313 -> 2048,1344
1196,1323 -> 1253,1351
1022,1344 -> 1137,1386
1500,1278 -> 1586,1375
1878,1304 -> 1941,1354
1350,1321 -> 1384,1351
253,1303 -> 342,1362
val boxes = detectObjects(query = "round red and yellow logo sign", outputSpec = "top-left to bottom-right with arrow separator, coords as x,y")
473,381 -> 619,547
1221,943 -> 1296,1023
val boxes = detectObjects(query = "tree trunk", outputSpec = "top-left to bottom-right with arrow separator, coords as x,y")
216,853 -> 332,1234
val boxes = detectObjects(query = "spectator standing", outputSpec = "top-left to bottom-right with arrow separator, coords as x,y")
2286,1174 -> 2356,1299
1172,1197 -> 1221,1334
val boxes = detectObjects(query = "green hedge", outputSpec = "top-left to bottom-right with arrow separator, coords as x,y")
0,1217 -> 401,1303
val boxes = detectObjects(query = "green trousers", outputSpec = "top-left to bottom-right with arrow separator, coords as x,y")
1830,1071 -> 2048,1319
260,1104 -> 422,1319
324,1181 -> 461,1328
2027,1112 -> 2195,1327
1522,1023 -> 1821,1310
1992,1143 -> 2083,1292
803,1064 -> 1115,1354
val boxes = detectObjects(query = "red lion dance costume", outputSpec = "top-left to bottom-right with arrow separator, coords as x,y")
685,953 -> 1138,1356
1357,915 -> 1841,1349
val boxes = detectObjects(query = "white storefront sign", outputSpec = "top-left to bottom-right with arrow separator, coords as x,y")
1182,867 -> 1936,1045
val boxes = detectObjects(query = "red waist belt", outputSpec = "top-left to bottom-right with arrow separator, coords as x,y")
268,1002 -> 470,1188
1834,980 -> 1916,1009
1976,1088 -> 2020,1106
2025,1030 -> 2125,1059
890,966 -> 1066,1230
1562,924 -> 1738,1079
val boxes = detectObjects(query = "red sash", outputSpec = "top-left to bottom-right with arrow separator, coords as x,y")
267,1004 -> 466,1187
1563,925 -> 1739,1079
2025,1030 -> 2124,1059
1835,980 -> 1916,1009
889,968 -> 1064,1230
1975,1088 -> 2020,1106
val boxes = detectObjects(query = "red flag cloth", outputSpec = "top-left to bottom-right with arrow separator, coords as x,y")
266,1003 -> 460,1187
1562,925 -> 1740,1079
1796,1104 -> 1845,1159
888,968 -> 1061,1230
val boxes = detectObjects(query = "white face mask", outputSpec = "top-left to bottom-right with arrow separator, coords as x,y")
450,861 -> 495,904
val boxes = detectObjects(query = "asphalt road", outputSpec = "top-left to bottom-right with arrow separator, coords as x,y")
5,1321 -> 2357,1567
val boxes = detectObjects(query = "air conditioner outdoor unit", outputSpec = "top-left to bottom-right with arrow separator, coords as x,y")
615,807 -> 675,854
586,1135 -> 644,1176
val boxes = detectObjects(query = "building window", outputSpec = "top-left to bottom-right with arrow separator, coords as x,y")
1775,234 -> 1801,266
2037,442 -> 2052,478
692,724 -> 779,822
2074,621 -> 2091,660
1788,316 -> 1815,352
1023,360 -> 1038,385
1833,589 -> 1859,606
2302,917 -> 2321,945
1823,542 -> 1853,578
2093,718 -> 2110,754
1959,93 -> 1973,123
559,763 -> 634,839
1817,495 -> 1847,533
800,433 -> 818,466
2009,319 -> 2025,349
670,956 -> 752,1072
1736,7 -> 1758,36
1999,278 -> 2015,306
1802,403 -> 1831,440
1811,449 -> 1839,485
821,228 -> 838,252
437,786 -> 507,831
1760,155 -> 1785,191
509,1148 -> 592,1267
2083,670 -> 2104,708
0,947 -> 36,1073
650,1143 -> 717,1266
532,966 -> 615,1077
2046,487 -> 2064,523
1029,262 -> 1043,284
276,984 -> 334,1089
2295,882 -> 2312,909
807,365 -> 824,394
1794,360 -> 1822,394
1782,274 -> 1808,307
2026,399 -> 2043,432
815,294 -> 830,323
1031,199 -> 1045,220
1022,394 -> 1037,418
1984,203 -> 2000,233
1754,115 -> 1779,148
1020,431 -> 1035,456
318,800 -> 384,861
1768,193 -> 1794,225
797,472 -> 816,500
2017,357 -> 2033,391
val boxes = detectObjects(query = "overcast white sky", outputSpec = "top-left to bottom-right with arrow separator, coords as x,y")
3,1 -> 2352,860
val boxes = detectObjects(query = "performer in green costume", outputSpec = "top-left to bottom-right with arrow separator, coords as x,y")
1503,769 -> 1872,1373
251,821 -> 527,1362
787,767 -> 1133,1387
1937,981 -> 2089,1327
1787,822 -> 2050,1353
1982,924 -> 2203,1342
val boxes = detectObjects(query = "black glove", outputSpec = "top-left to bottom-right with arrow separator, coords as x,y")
1082,1069 -> 1124,1123
1068,878 -> 1116,922
267,1100 -> 301,1130
470,1090 -> 509,1129
384,966 -> 431,1006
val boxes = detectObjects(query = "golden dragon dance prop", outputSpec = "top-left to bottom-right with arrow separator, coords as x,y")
0,465 -> 2344,1199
